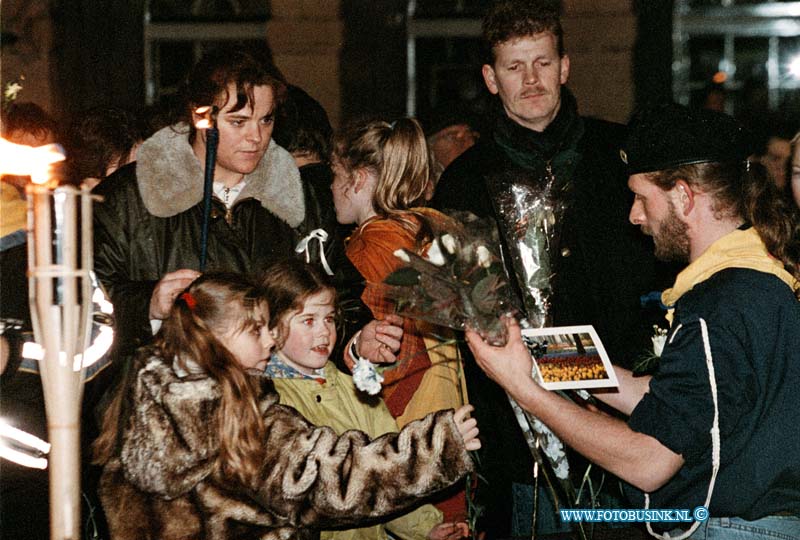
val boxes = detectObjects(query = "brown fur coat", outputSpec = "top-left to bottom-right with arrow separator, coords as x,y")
99,354 -> 472,540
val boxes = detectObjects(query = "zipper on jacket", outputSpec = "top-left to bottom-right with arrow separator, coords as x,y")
223,197 -> 254,226
545,161 -> 555,185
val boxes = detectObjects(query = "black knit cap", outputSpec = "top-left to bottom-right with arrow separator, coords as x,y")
621,102 -> 751,175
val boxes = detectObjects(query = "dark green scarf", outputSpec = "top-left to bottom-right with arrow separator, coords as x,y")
492,87 -> 585,185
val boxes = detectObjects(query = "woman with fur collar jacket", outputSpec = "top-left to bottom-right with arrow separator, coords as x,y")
93,123 -> 305,353
93,47 -> 335,357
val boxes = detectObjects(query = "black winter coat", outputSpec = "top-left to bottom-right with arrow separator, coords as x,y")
93,125 -> 316,355
431,107 -> 672,538
433,116 -> 666,362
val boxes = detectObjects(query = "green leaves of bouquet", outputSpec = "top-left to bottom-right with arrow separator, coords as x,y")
383,232 -> 514,346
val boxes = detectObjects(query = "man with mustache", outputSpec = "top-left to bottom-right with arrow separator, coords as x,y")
431,1 -> 666,536
468,103 -> 800,539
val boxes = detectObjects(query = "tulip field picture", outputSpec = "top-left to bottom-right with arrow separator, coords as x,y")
521,325 -> 618,390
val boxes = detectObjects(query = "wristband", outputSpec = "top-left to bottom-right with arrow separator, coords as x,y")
349,330 -> 368,363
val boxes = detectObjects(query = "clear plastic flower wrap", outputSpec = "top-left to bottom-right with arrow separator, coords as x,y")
383,214 -> 519,346
486,171 -> 610,537
487,170 -> 570,328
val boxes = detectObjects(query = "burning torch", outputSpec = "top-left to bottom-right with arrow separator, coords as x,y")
0,137 -> 113,540
194,105 -> 219,272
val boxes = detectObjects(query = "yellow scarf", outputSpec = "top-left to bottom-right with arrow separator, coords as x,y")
0,181 -> 26,239
661,227 -> 798,324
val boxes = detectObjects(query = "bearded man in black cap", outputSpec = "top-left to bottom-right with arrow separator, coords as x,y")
467,102 -> 800,538
430,1 -> 666,535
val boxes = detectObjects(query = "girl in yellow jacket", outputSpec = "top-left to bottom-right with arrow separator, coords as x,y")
262,259 -> 471,540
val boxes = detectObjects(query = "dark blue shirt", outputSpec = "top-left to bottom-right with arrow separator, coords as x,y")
626,268 -> 800,520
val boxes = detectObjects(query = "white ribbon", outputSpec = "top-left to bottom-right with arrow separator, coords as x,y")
295,228 -> 334,276
645,318 -> 720,540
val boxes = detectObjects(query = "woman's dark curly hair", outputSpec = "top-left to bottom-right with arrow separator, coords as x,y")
182,43 -> 288,144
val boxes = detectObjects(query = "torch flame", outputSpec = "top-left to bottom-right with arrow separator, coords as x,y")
193,105 -> 217,130
0,138 -> 65,184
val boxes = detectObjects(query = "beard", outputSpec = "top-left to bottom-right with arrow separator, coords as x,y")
650,201 -> 690,262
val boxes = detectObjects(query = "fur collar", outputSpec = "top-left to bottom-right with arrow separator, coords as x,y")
136,123 -> 305,227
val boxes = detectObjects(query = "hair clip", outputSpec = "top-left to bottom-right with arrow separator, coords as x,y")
179,291 -> 197,311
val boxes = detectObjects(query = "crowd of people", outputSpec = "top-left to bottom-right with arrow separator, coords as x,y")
1,1 -> 799,539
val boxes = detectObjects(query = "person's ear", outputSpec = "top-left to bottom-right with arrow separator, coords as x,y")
353,168 -> 369,193
675,179 -> 694,216
482,64 -> 499,95
560,54 -> 571,85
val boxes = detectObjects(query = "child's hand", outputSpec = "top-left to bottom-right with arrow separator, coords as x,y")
427,521 -> 470,540
453,405 -> 480,451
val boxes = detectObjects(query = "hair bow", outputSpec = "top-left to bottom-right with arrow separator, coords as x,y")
295,228 -> 334,276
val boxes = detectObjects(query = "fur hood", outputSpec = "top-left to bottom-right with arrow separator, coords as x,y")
136,123 -> 305,227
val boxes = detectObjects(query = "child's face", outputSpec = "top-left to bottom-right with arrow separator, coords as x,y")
277,290 -> 336,375
219,310 -> 275,371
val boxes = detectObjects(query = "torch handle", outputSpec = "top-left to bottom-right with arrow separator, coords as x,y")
200,127 -> 219,271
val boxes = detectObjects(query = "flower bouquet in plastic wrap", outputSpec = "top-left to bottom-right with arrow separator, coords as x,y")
383,202 -> 604,538
382,212 -> 519,346
486,169 -> 607,538
487,168 -> 571,328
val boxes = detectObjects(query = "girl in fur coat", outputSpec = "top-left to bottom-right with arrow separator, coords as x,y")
93,273 -> 478,540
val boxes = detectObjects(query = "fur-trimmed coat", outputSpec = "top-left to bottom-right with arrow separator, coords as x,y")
99,353 -> 473,540
93,124 -> 315,354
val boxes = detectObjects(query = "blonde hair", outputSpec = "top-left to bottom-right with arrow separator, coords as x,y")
334,117 -> 434,236
94,273 -> 269,490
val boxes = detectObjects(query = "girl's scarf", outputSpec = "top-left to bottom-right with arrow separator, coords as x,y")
264,354 -> 325,382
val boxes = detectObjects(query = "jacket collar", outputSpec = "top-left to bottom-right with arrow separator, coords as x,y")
661,227 -> 798,323
265,353 -> 327,381
136,123 -> 305,227
492,86 -> 584,167
0,182 -> 26,241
